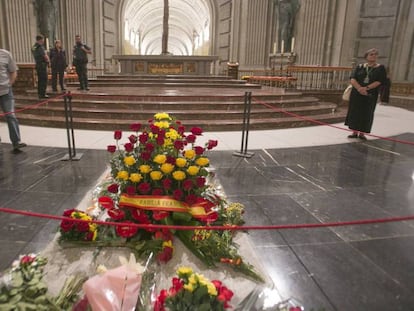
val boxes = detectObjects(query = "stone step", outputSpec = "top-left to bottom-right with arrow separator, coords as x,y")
15,102 -> 337,121
68,81 -> 261,88
14,111 -> 347,131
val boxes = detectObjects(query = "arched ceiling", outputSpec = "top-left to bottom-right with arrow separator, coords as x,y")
124,0 -> 211,55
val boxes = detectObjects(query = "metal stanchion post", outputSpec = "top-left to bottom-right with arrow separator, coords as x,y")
233,92 -> 254,158
60,92 -> 83,161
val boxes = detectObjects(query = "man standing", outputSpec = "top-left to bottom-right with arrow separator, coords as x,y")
73,35 -> 91,91
31,35 -> 50,98
0,49 -> 27,152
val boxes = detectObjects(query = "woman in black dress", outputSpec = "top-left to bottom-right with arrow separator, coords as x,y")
345,48 -> 387,140
49,40 -> 67,92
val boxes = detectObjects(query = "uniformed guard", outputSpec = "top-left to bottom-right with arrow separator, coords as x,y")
31,35 -> 50,98
72,35 -> 92,91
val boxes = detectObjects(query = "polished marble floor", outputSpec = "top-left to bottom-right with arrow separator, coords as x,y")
1,105 -> 414,310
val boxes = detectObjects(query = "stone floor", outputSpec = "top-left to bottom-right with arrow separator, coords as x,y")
1,122 -> 414,310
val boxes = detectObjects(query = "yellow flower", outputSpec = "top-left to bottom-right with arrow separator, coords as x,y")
154,112 -> 171,120
163,240 -> 173,248
150,171 -> 163,181
166,129 -> 180,140
187,166 -> 200,176
184,149 -> 196,160
92,230 -> 98,241
161,163 -> 175,174
188,274 -> 198,285
172,170 -> 186,181
175,158 -> 187,168
153,154 -> 167,164
207,283 -> 218,296
183,283 -> 195,292
123,156 -> 136,166
177,266 -> 193,276
154,121 -> 170,129
139,165 -> 152,174
116,170 -> 129,181
195,157 -> 209,167
129,173 -> 143,183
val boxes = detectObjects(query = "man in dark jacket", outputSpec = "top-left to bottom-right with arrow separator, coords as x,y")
31,34 -> 50,98
73,35 -> 92,91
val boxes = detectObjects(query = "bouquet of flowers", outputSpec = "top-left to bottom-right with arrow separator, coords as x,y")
154,266 -> 234,311
58,112 -> 263,282
59,209 -> 98,241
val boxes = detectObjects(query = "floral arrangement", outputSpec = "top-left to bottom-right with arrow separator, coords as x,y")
154,266 -> 234,311
0,254 -> 85,310
59,209 -> 98,241
58,112 -> 262,282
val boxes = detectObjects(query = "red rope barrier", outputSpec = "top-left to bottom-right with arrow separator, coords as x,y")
1,206 -> 414,231
253,97 -> 414,146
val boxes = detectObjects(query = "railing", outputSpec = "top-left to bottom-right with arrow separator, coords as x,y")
237,66 -> 353,91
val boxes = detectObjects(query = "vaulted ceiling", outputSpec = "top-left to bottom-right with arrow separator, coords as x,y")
123,0 -> 211,55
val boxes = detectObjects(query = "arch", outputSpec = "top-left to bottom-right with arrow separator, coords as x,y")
118,0 -> 217,55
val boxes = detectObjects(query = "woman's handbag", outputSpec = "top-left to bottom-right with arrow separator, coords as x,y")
342,85 -> 352,101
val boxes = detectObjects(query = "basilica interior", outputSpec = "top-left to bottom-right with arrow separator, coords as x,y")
0,1 -> 414,310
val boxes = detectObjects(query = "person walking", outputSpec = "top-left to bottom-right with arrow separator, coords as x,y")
0,48 -> 27,152
31,35 -> 50,99
72,35 -> 91,91
49,39 -> 67,92
345,48 -> 387,140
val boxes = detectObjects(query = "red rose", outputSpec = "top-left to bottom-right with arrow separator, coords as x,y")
108,208 -> 125,220
166,155 -> 176,164
186,134 -> 196,143
156,136 -> 165,146
85,231 -> 94,241
130,123 -> 141,132
20,255 -> 35,265
194,146 -> 205,155
126,186 -> 136,195
107,145 -> 116,153
154,289 -> 168,311
60,219 -> 74,232
162,178 -> 172,190
207,139 -> 218,150
173,189 -> 183,201
177,125 -> 185,135
157,245 -> 173,263
150,124 -> 159,134
124,142 -> 134,152
114,130 -> 122,140
190,127 -> 203,135
138,182 -> 151,194
183,179 -> 193,190
76,221 -> 90,232
98,196 -> 115,209
195,176 -> 206,188
145,143 -> 155,152
63,209 -> 76,217
139,132 -> 148,144
116,221 -> 138,238
140,152 -> 151,161
152,188 -> 164,196
173,140 -> 184,150
107,184 -> 119,194
128,134 -> 137,144
185,194 -> 197,205
158,129 -> 166,139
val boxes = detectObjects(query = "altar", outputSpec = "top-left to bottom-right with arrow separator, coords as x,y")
112,55 -> 219,75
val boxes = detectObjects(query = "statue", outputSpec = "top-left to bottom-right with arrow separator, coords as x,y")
275,0 -> 300,53
33,0 -> 57,44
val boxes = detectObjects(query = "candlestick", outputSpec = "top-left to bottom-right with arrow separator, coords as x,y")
273,42 -> 277,54
291,37 -> 295,52
45,38 -> 49,51
281,40 -> 284,54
